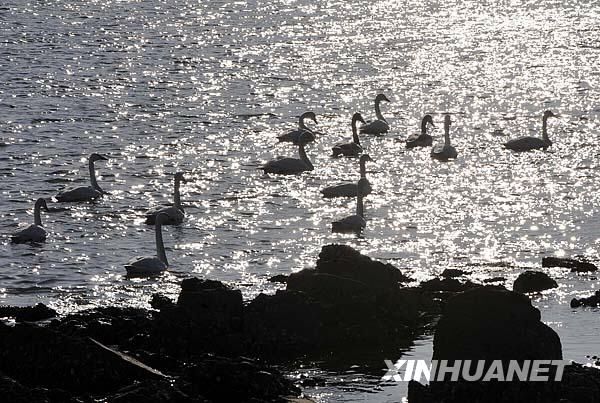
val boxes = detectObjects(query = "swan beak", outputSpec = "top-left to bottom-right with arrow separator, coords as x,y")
99,155 -> 109,161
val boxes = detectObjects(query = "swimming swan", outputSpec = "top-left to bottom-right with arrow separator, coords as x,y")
262,132 -> 314,175
321,154 -> 373,198
332,113 -> 366,157
504,110 -> 558,152
431,115 -> 458,161
277,111 -> 318,145
406,115 -> 435,148
11,198 -> 50,244
55,153 -> 109,202
125,212 -> 169,276
360,94 -> 391,135
331,179 -> 367,233
145,172 -> 186,225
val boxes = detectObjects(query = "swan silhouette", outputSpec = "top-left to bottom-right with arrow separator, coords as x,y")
431,115 -> 458,161
11,198 -> 50,244
360,94 -> 391,135
504,110 -> 558,152
262,132 -> 314,174
321,154 -> 373,198
277,111 -> 318,145
331,181 -> 367,233
406,115 -> 435,148
145,172 -> 187,225
125,212 -> 170,276
55,153 -> 109,202
332,113 -> 366,157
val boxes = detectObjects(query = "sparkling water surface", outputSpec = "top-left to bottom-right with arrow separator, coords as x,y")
1,1 -> 600,401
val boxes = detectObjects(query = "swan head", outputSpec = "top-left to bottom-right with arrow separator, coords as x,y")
174,172 -> 187,184
90,153 -> 109,163
301,111 -> 318,125
544,110 -> 558,119
423,114 -> 435,127
375,94 -> 391,103
360,154 -> 373,164
352,113 -> 366,125
35,198 -> 49,212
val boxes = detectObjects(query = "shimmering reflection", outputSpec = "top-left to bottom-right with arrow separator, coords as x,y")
1,0 -> 600,401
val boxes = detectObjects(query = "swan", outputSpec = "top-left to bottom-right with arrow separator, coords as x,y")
321,154 -> 373,198
277,111 -> 318,145
431,115 -> 458,161
11,198 -> 50,244
360,93 -> 391,135
145,172 -> 186,225
504,110 -> 558,151
55,153 -> 109,202
406,115 -> 435,148
331,179 -> 367,233
332,113 -> 366,157
125,212 -> 170,276
262,132 -> 314,175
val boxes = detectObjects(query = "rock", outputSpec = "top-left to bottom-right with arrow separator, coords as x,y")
441,269 -> 467,278
0,303 -> 57,322
268,274 -> 289,284
409,286 -> 564,402
570,291 -> 600,308
150,294 -> 175,311
542,257 -> 598,273
483,276 -> 506,283
513,271 -> 558,293
419,278 -> 480,293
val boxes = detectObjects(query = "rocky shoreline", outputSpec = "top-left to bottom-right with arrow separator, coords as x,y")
0,245 -> 599,402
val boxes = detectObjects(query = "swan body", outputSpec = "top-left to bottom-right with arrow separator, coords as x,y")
504,110 -> 557,152
360,94 -> 391,135
321,154 -> 372,198
332,113 -> 365,157
406,115 -> 435,148
56,153 -> 109,202
277,112 -> 318,145
431,115 -> 458,161
145,172 -> 186,225
125,213 -> 169,276
332,177 -> 367,233
262,132 -> 314,175
11,198 -> 49,244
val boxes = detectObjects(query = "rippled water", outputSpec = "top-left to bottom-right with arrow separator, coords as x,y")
1,0 -> 599,401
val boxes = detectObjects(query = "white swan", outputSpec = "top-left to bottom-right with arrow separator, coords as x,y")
145,172 -> 186,225
55,153 -> 109,202
321,154 -> 373,198
262,132 -> 314,175
406,115 -> 435,148
360,94 -> 391,135
332,113 -> 365,157
277,111 -> 318,145
125,212 -> 169,276
431,115 -> 458,161
11,198 -> 50,244
504,110 -> 558,152
331,180 -> 367,233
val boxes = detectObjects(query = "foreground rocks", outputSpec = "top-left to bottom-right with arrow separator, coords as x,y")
408,286 -> 600,403
513,270 -> 558,293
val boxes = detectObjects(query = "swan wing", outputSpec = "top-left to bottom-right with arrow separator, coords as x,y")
125,257 -> 167,276
321,183 -> 358,198
11,224 -> 47,243
145,206 -> 185,225
262,158 -> 310,175
359,119 -> 389,135
332,214 -> 366,233
56,186 -> 102,202
504,137 -> 546,152
406,134 -> 432,148
332,142 -> 362,157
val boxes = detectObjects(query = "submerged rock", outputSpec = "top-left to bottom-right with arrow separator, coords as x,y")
513,270 -> 558,293
542,257 -> 598,273
440,268 -> 468,278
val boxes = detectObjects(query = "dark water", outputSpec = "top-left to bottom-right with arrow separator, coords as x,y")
1,1 -> 599,401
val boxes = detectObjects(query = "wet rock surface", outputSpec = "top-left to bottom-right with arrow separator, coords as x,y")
542,257 -> 598,273
570,290 -> 600,308
513,270 -> 558,293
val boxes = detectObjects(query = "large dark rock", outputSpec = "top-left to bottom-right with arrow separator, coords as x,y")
513,271 -> 558,293
570,291 -> 600,308
542,257 -> 598,273
0,303 -> 57,322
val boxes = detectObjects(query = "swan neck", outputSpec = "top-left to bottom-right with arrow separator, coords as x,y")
421,119 -> 428,135
155,220 -> 168,267
542,116 -> 549,141
356,193 -> 364,218
375,99 -> 386,122
359,160 -> 367,179
352,121 -> 361,144
444,123 -> 451,145
89,159 -> 102,192
174,178 -> 181,208
34,202 -> 42,226
299,144 -> 313,169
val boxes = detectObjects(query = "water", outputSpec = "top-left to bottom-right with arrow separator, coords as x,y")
1,0 -> 599,400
